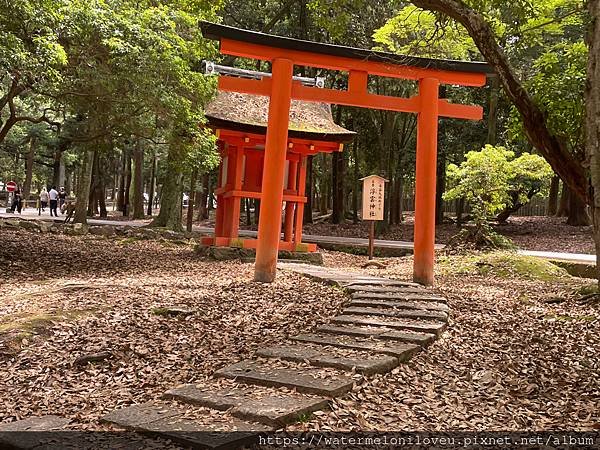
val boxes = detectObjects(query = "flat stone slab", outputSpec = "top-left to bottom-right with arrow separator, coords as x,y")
343,306 -> 448,322
342,280 -> 420,288
163,384 -> 328,426
214,360 -> 354,396
0,415 -> 71,450
317,324 -> 435,346
256,344 -> 398,375
290,333 -> 420,361
103,402 -> 269,449
139,416 -> 269,449
346,285 -> 428,294
103,403 -> 183,429
332,315 -> 447,335
351,291 -> 448,303
349,298 -> 449,312
0,416 -> 70,432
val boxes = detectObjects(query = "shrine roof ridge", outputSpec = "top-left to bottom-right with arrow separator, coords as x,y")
200,21 -> 494,76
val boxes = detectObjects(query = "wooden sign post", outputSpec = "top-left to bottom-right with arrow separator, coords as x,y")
361,175 -> 388,260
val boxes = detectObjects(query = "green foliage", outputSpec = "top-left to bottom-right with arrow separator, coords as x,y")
445,145 -> 552,224
373,5 -> 478,59
509,41 -> 586,154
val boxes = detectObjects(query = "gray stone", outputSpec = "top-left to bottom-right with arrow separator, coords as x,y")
38,222 -> 54,233
348,298 -> 449,312
346,285 -> 430,295
256,344 -> 398,375
19,220 -> 41,231
290,333 -> 420,361
343,306 -> 448,322
332,315 -> 447,335
163,384 -> 328,426
140,416 -> 269,449
102,403 -> 183,429
215,360 -> 354,396
316,324 -> 435,346
0,415 -> 71,450
89,226 -> 115,237
103,403 -> 268,449
0,415 -> 70,432
351,291 -> 447,303
343,280 -> 420,288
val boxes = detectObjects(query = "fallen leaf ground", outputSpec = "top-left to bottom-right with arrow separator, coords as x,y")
1,228 -> 599,432
0,229 -> 346,428
303,215 -> 595,255
290,252 -> 600,431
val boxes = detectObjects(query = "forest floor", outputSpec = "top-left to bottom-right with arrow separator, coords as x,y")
186,213 -> 594,255
0,228 -> 599,431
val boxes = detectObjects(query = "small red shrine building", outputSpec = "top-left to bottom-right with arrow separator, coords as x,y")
200,91 -> 354,252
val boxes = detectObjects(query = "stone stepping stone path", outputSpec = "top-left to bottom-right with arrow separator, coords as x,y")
3,263 -> 449,449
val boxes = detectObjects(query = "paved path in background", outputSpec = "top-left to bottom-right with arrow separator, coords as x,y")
1,209 -> 595,265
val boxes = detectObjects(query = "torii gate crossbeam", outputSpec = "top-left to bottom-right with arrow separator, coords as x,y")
200,22 -> 493,285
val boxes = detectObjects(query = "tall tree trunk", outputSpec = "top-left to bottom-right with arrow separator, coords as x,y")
87,151 -> 100,217
117,152 -> 126,212
304,155 -> 313,223
197,172 -> 209,221
23,137 -> 35,202
73,149 -> 94,224
186,168 -> 197,232
557,182 -> 569,217
487,75 -> 499,145
147,149 -> 157,216
435,147 -> 446,225
352,140 -> 359,223
123,152 -> 131,216
566,188 -> 591,226
150,140 -> 184,231
132,140 -> 145,219
547,175 -> 560,216
332,151 -> 345,223
586,0 -> 600,284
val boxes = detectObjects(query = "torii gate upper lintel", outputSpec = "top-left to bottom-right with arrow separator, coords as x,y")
200,21 -> 494,286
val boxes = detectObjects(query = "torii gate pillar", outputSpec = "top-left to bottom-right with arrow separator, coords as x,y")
254,58 -> 294,282
413,77 -> 440,286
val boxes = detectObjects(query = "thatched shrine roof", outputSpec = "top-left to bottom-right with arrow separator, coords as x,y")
205,91 -> 355,142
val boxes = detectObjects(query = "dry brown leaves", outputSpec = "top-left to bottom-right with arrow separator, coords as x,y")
288,251 -> 600,431
0,229 -> 346,428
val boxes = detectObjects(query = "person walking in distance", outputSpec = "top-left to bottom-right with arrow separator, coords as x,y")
48,186 -> 59,217
10,187 -> 22,214
58,187 -> 66,213
39,188 -> 48,212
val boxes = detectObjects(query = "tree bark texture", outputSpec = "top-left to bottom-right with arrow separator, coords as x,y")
150,140 -> 185,231
547,175 -> 560,216
73,149 -> 94,224
132,140 -> 145,219
586,0 -> 600,283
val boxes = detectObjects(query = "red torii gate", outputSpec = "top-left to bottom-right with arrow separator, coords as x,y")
200,22 -> 492,285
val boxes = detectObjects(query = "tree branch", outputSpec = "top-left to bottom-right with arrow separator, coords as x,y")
409,0 -> 590,203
